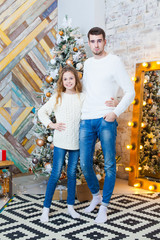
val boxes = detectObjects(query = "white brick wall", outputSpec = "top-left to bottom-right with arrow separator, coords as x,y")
105,0 -> 160,179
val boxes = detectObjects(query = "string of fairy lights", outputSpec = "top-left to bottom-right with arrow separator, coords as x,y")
125,61 -> 160,192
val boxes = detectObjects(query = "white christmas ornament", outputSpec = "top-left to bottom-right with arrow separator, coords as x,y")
45,163 -> 52,173
145,75 -> 150,81
50,69 -> 58,78
47,136 -> 53,142
76,63 -> 83,70
73,51 -> 81,62
75,37 -> 84,46
50,59 -> 56,65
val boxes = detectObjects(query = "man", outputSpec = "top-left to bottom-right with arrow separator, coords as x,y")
80,27 -> 135,223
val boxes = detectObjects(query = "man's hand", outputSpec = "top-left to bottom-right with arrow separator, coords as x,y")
103,112 -> 117,122
48,122 -> 66,131
105,97 -> 119,107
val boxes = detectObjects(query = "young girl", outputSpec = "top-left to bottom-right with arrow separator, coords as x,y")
38,66 -> 85,222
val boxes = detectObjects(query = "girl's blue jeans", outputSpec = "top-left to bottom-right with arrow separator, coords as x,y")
44,146 -> 79,208
79,118 -> 118,206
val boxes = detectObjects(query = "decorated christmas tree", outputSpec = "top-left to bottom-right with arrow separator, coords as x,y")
28,16 -> 87,178
139,71 -> 160,180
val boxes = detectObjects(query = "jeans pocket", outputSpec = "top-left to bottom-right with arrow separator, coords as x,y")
102,118 -> 114,124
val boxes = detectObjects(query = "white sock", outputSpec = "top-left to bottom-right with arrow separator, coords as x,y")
67,205 -> 80,219
40,207 -> 49,223
95,205 -> 107,223
84,194 -> 102,213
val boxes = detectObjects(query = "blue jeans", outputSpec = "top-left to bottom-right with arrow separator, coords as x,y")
80,118 -> 118,206
44,146 -> 79,208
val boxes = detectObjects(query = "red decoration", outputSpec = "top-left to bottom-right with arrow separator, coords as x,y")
0,150 -> 6,161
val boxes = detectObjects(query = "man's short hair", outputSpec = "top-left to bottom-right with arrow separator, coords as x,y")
88,27 -> 106,40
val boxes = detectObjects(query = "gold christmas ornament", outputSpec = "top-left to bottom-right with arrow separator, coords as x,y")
66,59 -> 73,65
78,72 -> 82,79
73,47 -> 78,52
147,98 -> 153,105
46,92 -> 51,97
50,143 -> 54,150
36,138 -> 45,147
148,82 -> 153,88
45,76 -> 53,83
59,31 -> 64,36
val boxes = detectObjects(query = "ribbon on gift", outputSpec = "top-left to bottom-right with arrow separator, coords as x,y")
56,185 -> 67,200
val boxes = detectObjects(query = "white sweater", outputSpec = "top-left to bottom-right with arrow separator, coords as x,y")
38,92 -> 85,150
81,53 -> 135,119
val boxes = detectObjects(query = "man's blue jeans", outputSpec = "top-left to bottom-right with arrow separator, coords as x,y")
44,146 -> 79,208
79,118 -> 118,206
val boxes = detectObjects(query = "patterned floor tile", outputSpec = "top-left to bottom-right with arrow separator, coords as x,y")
0,194 -> 159,240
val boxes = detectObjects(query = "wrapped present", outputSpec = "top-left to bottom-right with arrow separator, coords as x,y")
0,150 -> 6,161
76,183 -> 92,202
52,185 -> 67,200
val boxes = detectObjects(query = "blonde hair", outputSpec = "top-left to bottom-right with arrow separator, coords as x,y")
55,66 -> 82,107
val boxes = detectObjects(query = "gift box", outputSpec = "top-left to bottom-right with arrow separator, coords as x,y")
0,150 -> 6,161
52,185 -> 67,200
76,183 -> 92,202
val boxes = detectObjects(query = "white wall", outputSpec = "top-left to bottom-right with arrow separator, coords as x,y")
105,0 -> 160,179
58,0 -> 105,55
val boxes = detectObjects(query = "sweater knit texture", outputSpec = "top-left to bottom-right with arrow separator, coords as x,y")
81,53 -> 135,119
38,92 -> 85,150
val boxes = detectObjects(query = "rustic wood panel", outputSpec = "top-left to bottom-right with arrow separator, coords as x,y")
0,0 -> 57,172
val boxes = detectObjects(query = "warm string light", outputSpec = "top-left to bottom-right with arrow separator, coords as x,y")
148,185 -> 156,191
126,144 -> 136,150
125,167 -> 133,172
132,99 -> 139,105
142,62 -> 149,68
141,122 -> 147,128
128,121 -> 137,127
134,183 -> 141,188
131,77 -> 139,82
156,61 -> 160,65
138,167 -> 142,171
144,79 -> 147,84
140,145 -> 143,150
143,101 -> 147,106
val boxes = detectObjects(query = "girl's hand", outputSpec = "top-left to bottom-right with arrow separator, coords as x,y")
105,98 -> 119,107
48,122 -> 66,131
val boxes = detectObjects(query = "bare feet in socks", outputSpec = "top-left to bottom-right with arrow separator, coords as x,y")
68,205 -> 80,219
40,207 -> 49,223
84,194 -> 102,213
95,205 -> 107,223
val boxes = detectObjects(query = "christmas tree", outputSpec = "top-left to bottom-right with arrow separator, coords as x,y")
28,16 -> 87,178
139,71 -> 160,180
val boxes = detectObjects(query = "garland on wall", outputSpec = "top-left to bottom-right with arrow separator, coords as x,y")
139,71 -> 160,179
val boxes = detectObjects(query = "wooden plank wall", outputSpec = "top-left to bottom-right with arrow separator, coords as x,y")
0,0 -> 57,172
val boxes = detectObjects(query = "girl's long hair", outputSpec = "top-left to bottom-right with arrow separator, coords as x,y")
55,65 -> 82,107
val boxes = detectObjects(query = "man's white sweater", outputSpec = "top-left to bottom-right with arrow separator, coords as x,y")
81,53 -> 135,119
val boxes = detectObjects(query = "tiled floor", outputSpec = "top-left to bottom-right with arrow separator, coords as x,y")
0,175 -> 152,209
